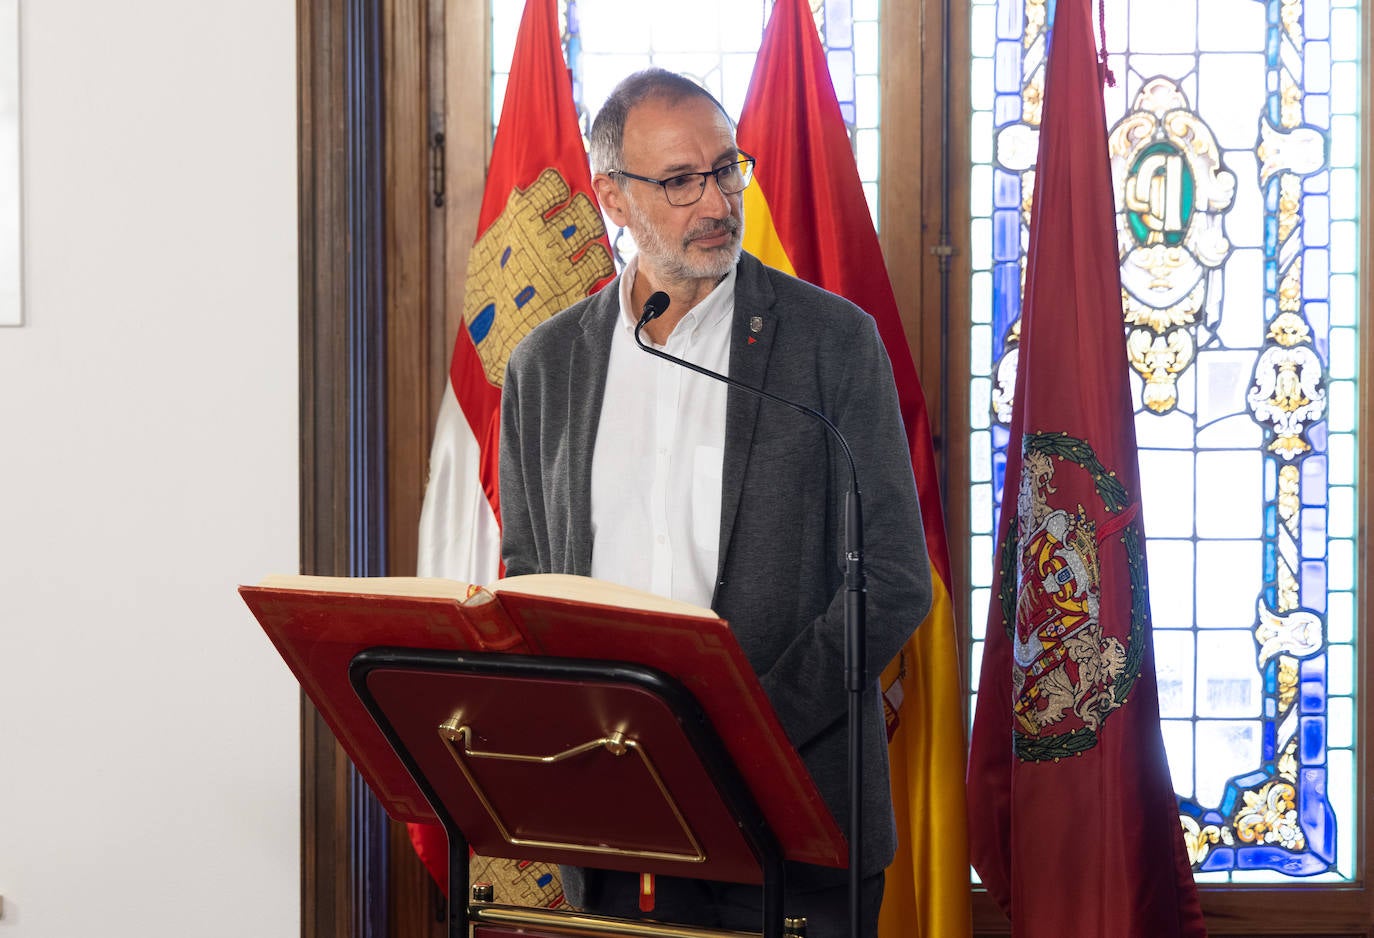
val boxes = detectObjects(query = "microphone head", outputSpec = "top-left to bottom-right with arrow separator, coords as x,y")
641,291 -> 671,323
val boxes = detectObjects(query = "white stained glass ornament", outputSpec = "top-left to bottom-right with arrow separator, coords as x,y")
1327,486 -> 1354,539
1330,748 -> 1355,877
1195,451 -> 1263,539
1328,695 -> 1353,748
1194,630 -> 1263,717
1327,538 -> 1354,592
1138,449 -> 1196,539
1194,353 -> 1257,425
1194,719 -> 1261,807
970,587 -> 990,642
1154,630 -> 1197,718
1196,0 -> 1266,52
1128,0 -> 1198,53
970,533 -> 995,587
1146,539 -> 1196,630
1194,540 -> 1263,629
1327,590 -> 1354,643
1160,718 -> 1196,798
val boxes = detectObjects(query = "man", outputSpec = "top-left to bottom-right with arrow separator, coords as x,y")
499,68 -> 931,938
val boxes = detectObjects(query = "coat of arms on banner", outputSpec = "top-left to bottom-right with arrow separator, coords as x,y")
462,167 -> 614,386
998,432 -> 1150,762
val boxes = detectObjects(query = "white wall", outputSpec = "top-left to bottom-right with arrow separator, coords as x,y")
0,3 -> 299,935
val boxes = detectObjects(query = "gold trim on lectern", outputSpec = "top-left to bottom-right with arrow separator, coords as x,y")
437,715 -> 707,863
470,902 -> 761,938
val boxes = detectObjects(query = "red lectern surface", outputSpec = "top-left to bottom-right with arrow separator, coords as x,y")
357,656 -> 765,884
239,576 -> 847,869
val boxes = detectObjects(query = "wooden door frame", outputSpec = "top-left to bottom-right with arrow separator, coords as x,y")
297,1 -> 1374,936
298,0 -> 448,934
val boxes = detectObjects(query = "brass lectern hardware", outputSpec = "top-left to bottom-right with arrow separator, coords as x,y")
603,729 -> 629,756
470,902 -> 761,938
437,717 -> 707,863
783,916 -> 808,936
470,882 -> 494,904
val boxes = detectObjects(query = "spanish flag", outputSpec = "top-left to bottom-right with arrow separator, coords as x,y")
413,0 -> 614,892
737,2 -> 971,936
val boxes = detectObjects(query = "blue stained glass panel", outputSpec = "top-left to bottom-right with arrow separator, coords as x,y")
993,169 -> 1020,208
828,50 -> 856,101
994,41 -> 1021,92
1307,198 -> 1331,245
1302,509 -> 1328,557
825,0 -> 853,45
1300,717 -> 1326,763
992,210 -> 1019,262
1301,562 -> 1328,603
994,93 -> 1021,125
996,0 -> 1022,39
970,0 -> 1361,883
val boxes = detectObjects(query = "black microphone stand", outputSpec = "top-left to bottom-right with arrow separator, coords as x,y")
635,294 -> 868,938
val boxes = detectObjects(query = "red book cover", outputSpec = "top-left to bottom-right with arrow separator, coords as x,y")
241,579 -> 532,821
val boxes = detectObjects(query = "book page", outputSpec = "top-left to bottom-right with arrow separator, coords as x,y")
253,573 -> 718,620
255,574 -> 477,600
490,574 -> 719,620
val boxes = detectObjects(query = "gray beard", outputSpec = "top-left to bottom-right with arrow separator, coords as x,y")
628,207 -> 743,284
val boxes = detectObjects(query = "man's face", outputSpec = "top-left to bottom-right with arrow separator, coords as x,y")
597,94 -> 744,284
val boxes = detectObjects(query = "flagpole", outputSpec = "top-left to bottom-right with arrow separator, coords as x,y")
843,489 -> 866,938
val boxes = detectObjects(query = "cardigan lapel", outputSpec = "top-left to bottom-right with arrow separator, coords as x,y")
563,283 -> 620,576
715,254 -> 778,594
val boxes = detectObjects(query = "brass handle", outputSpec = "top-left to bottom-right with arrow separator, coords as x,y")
437,714 -> 706,864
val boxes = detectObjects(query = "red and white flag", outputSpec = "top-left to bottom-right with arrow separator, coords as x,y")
412,0 -> 614,887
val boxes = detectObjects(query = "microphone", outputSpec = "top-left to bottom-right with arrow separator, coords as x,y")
638,289 -> 671,327
634,290 -> 869,937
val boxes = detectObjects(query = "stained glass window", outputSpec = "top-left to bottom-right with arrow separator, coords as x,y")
491,0 -> 883,230
969,0 -> 1360,881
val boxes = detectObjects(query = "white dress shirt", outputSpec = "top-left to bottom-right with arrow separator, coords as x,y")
589,259 -> 735,609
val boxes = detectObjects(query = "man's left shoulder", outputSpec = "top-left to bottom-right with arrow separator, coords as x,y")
738,254 -> 875,336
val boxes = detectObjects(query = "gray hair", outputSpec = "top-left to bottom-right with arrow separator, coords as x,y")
588,68 -> 732,176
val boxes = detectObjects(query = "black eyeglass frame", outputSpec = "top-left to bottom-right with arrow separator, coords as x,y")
609,155 -> 757,206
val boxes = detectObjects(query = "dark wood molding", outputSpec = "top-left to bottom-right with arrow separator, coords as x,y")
382,0 -> 438,584
297,0 -> 351,933
381,0 -> 450,933
298,0 -> 393,935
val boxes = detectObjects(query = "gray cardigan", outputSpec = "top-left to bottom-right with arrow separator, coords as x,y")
499,251 -> 932,884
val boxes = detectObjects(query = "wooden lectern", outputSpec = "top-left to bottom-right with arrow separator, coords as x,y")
240,575 -> 848,938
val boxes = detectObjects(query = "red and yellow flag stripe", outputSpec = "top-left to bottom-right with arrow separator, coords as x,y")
738,2 -> 971,936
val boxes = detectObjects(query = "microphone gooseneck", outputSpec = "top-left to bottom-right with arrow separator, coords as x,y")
634,293 -> 860,491
634,291 -> 868,938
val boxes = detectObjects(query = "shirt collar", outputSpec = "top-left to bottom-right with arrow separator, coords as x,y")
617,255 -> 738,343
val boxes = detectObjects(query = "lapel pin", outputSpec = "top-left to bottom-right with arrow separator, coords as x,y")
749,316 -> 763,334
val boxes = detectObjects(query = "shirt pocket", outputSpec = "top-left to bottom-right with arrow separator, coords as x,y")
692,444 -> 724,552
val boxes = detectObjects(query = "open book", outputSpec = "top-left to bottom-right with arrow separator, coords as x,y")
258,571 -> 720,619
240,573 -> 846,868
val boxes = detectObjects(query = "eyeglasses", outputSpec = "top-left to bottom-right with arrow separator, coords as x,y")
610,156 -> 756,206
